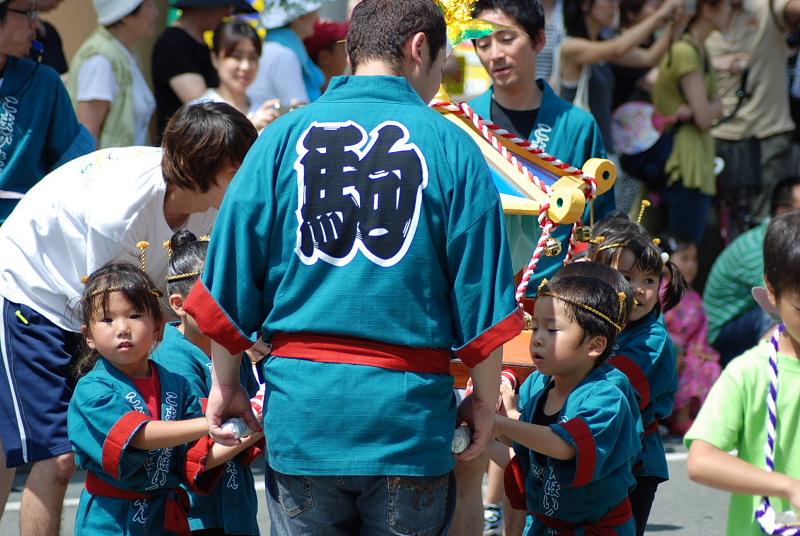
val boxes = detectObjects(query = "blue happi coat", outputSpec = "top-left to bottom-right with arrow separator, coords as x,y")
68,358 -> 220,535
514,367 -> 639,535
152,323 -> 262,535
610,309 -> 678,480
184,75 -> 523,477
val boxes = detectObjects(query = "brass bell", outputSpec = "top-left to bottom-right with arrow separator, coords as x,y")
574,226 -> 592,242
543,237 -> 562,257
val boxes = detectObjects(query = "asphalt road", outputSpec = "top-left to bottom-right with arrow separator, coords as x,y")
0,438 -> 728,535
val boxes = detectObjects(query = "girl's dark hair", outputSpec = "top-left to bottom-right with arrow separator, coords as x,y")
764,210 -> 800,298
563,0 -> 592,38
161,101 -> 257,194
212,19 -> 262,58
554,261 -> 634,327
74,263 -> 164,377
166,230 -> 209,296
589,230 -> 687,313
347,0 -> 447,72
620,0 -> 647,27
538,275 -> 626,363
591,211 -> 645,240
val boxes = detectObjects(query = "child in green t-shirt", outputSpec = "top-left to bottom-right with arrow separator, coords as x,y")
686,211 -> 800,536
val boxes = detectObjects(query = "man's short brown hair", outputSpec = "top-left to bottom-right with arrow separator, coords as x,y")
347,0 -> 446,73
161,102 -> 257,193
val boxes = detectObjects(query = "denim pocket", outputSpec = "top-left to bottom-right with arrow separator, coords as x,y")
387,474 -> 450,535
273,471 -> 313,518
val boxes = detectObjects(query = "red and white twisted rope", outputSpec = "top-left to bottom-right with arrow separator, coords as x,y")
514,209 -> 554,305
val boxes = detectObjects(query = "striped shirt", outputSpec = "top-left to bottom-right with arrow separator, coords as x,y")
703,220 -> 768,343
536,0 -> 565,82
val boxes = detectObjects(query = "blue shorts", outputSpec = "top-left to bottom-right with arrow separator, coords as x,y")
0,297 -> 80,467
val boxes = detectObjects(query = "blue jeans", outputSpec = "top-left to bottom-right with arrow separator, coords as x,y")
713,305 -> 776,368
265,466 -> 456,536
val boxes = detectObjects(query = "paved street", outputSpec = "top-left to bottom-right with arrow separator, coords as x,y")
0,437 -> 728,535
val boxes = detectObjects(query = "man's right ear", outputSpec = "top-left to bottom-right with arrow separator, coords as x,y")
169,293 -> 185,317
81,325 -> 96,350
533,28 -> 547,53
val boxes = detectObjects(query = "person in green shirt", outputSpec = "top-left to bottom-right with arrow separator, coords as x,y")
703,177 -> 800,367
687,210 -> 800,536
652,0 -> 728,244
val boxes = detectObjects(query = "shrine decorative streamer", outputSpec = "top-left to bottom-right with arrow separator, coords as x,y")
436,0 -> 498,45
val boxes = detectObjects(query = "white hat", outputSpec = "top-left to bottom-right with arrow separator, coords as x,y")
93,0 -> 143,26
260,0 -> 321,29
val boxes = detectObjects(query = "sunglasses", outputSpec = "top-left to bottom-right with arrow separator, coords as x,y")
6,7 -> 40,22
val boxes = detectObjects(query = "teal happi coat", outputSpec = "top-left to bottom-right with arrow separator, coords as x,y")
152,323 -> 263,535
68,358 -> 221,535
470,81 -> 612,296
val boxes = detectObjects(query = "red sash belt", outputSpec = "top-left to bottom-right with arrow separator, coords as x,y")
86,472 -> 190,536
534,498 -> 632,535
270,333 -> 452,374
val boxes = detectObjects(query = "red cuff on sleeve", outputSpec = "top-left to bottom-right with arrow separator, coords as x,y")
457,308 -> 526,368
102,411 -> 152,478
609,355 -> 650,410
184,436 -> 225,494
504,455 -> 528,511
184,280 -> 253,354
559,418 -> 597,487
238,437 -> 266,466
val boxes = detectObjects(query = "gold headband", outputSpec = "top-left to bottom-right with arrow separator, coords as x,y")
538,279 -> 625,333
594,241 -> 628,253
166,271 -> 202,283
83,239 -> 162,298
90,285 -> 162,299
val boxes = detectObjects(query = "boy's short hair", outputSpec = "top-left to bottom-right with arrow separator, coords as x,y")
472,0 -> 545,42
764,210 -> 800,298
554,261 -> 634,326
347,0 -> 446,73
161,102 -> 257,194
538,275 -> 625,363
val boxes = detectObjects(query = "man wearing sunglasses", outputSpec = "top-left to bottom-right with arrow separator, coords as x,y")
0,0 -> 93,225
0,1 -> 94,534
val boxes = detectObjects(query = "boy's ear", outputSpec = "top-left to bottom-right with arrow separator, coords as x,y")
587,334 -> 608,360
169,293 -> 185,316
81,324 -> 96,350
765,279 -> 778,309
